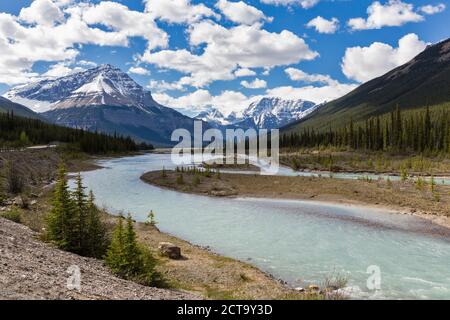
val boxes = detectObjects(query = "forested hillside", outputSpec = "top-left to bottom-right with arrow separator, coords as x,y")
0,112 -> 152,154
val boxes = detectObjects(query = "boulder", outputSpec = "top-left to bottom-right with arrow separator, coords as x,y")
158,242 -> 182,259
308,284 -> 320,291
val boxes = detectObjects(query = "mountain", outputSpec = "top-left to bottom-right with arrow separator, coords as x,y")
242,97 -> 317,129
284,38 -> 450,132
4,65 -> 204,145
0,96 -> 41,119
195,98 -> 317,130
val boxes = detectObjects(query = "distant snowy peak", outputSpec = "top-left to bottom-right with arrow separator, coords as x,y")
243,97 -> 317,129
195,107 -> 233,126
195,97 -> 317,130
4,64 -> 158,112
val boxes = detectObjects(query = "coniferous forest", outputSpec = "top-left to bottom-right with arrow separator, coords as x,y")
0,111 -> 153,153
280,105 -> 450,154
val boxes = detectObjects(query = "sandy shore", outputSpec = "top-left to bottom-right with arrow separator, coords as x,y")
141,170 -> 450,232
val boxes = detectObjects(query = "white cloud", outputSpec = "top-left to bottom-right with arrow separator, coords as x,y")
285,68 -> 336,85
234,68 -> 256,77
43,62 -> 84,78
142,20 -> 318,88
260,0 -> 320,9
341,33 -> 427,83
144,0 -> 220,24
419,3 -> 446,15
241,78 -> 267,89
128,66 -> 151,75
0,1 -> 169,85
80,1 -> 169,51
348,0 -> 423,30
266,83 -> 357,104
216,0 -> 272,25
153,89 -> 251,115
77,60 -> 97,68
19,0 -> 65,26
148,79 -> 186,92
306,16 -> 339,34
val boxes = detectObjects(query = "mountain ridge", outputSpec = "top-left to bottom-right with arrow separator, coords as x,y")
283,38 -> 450,133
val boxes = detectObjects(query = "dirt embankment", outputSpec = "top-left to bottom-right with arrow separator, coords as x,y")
0,217 -> 198,300
141,170 -> 450,229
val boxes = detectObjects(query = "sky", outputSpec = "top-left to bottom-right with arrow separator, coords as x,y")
0,0 -> 448,116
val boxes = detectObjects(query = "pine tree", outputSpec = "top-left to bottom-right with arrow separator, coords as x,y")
73,173 -> 88,254
46,163 -> 76,251
123,214 -> 143,278
105,215 -> 126,276
105,214 -> 157,285
86,190 -> 107,258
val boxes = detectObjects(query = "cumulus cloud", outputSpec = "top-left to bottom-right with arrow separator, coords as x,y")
144,0 -> 220,24
419,3 -> 446,15
260,0 -> 320,9
19,0 -> 65,26
216,0 -> 272,25
241,78 -> 267,89
285,68 -> 336,85
234,68 -> 257,77
348,0 -> 423,30
142,20 -> 318,88
0,0 -> 169,85
128,66 -> 151,75
43,62 -> 85,78
153,89 -> 251,115
306,16 -> 339,34
148,79 -> 186,92
341,33 -> 427,82
80,1 -> 169,50
266,83 -> 357,104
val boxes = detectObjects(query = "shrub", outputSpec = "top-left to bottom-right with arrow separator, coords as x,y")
106,214 -> 159,286
1,207 -> 21,223
4,161 -> 24,194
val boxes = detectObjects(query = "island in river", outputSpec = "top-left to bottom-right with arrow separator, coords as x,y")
141,169 -> 450,231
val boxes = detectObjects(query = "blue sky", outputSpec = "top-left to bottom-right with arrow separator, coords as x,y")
0,0 -> 448,116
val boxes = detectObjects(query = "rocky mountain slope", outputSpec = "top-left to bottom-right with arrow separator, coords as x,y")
284,38 -> 450,132
4,65 -> 204,146
0,217 -> 199,300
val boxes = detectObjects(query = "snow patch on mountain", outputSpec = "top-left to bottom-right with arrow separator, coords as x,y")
196,97 -> 317,130
3,64 -> 159,112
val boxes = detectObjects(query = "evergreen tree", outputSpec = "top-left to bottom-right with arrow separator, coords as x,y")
105,215 -> 126,276
46,163 -> 77,251
73,173 -> 88,254
86,190 -> 107,258
105,214 -> 157,285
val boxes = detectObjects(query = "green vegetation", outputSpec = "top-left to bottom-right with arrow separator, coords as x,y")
0,111 -> 153,154
46,164 -> 108,258
282,105 -> 450,155
106,214 -> 159,286
145,210 -> 157,227
1,207 -> 21,223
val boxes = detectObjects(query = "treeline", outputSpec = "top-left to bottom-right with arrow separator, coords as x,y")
0,111 -> 153,154
281,106 -> 450,154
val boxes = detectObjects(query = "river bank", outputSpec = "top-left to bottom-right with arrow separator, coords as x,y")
141,170 -> 450,232
0,149 -> 322,300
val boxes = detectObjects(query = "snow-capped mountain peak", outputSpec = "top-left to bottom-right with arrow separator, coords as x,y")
194,97 -> 317,130
3,64 -> 158,112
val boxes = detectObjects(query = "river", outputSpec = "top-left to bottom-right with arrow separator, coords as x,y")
72,153 -> 450,300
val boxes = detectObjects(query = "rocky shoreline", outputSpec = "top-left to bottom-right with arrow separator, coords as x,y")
0,217 -> 199,300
